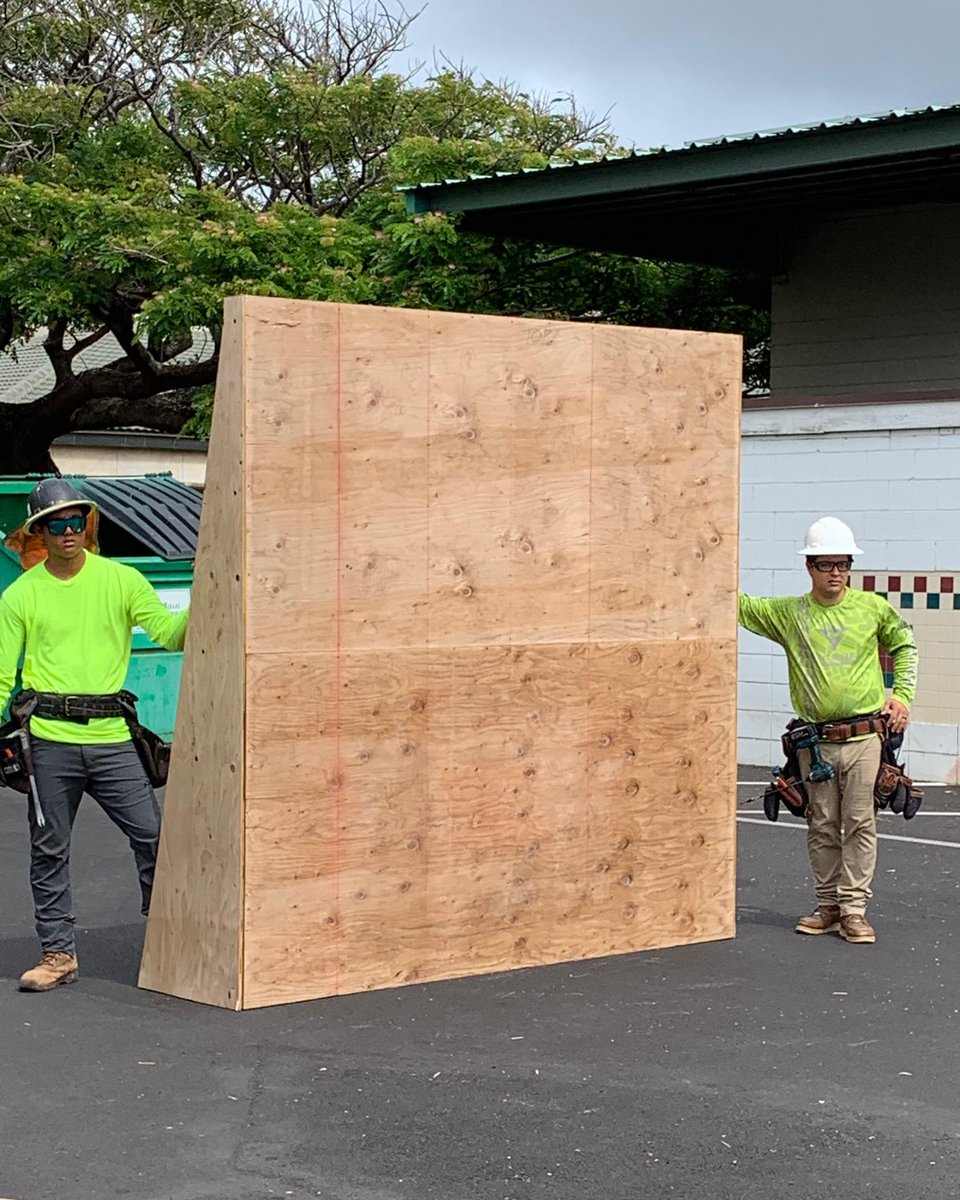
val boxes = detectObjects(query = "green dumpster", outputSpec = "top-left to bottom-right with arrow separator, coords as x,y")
0,474 -> 201,740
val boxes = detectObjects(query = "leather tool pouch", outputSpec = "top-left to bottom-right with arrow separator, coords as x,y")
130,724 -> 171,789
874,729 -> 922,820
874,762 -> 901,808
762,762 -> 810,821
116,692 -> 171,789
0,722 -> 32,794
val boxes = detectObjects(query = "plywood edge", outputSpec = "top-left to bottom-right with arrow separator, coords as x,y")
139,295 -> 248,1009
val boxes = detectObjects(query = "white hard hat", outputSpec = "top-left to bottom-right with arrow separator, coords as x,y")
798,516 -> 863,557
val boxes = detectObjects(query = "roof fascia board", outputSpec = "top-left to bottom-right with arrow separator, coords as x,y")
407,111 -> 960,215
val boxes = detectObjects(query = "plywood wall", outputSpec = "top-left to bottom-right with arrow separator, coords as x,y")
141,297 -> 742,1009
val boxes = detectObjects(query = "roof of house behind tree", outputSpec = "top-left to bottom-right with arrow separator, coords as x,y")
404,104 -> 960,272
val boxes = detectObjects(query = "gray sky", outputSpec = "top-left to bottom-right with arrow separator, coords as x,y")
402,0 -> 960,148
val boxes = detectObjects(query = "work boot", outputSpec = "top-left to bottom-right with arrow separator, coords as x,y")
18,951 -> 79,992
839,914 -> 876,945
795,905 -> 841,935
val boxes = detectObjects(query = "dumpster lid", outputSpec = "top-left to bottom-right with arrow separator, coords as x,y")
73,475 -> 201,561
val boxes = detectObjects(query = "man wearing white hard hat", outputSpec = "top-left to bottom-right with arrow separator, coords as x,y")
738,517 -> 918,945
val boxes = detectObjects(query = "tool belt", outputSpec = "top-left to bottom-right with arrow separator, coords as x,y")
30,691 -> 131,722
759,712 -> 922,823
816,715 -> 887,742
5,689 -> 171,789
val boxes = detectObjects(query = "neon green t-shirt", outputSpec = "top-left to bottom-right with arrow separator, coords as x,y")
0,551 -> 189,744
738,588 -> 917,723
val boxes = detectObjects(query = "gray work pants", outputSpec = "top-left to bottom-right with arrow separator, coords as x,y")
27,737 -> 160,955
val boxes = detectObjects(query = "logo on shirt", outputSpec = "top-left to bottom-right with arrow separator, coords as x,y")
823,625 -> 845,652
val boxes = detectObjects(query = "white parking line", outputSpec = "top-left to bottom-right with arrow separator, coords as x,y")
737,779 -> 953,788
737,808 -> 960,817
737,815 -> 960,850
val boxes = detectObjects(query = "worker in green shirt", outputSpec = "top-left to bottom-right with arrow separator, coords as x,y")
738,517 -> 918,946
0,478 -> 189,992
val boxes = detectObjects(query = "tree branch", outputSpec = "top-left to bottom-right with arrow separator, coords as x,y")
70,386 -> 200,433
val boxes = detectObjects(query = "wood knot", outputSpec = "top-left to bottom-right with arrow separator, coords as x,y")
628,649 -> 642,665
598,733 -> 612,747
523,767 -> 536,778
619,874 -> 633,887
625,779 -> 640,796
617,836 -> 631,850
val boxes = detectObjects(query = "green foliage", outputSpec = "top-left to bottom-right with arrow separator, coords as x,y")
0,0 -> 768,463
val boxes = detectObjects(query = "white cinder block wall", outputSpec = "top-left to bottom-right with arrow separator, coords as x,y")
739,399 -> 960,782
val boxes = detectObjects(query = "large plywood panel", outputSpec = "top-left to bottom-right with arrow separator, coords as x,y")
139,298 -> 247,1008
240,638 -> 736,1008
142,297 -> 741,1009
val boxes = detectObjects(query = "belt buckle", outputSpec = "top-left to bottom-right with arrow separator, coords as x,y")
62,695 -> 78,719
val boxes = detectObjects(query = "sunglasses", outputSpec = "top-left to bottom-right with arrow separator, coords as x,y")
45,515 -> 86,536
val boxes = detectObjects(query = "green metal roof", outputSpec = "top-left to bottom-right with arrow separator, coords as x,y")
404,105 -> 960,272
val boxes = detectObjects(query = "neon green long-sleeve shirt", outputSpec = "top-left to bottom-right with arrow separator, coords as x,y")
0,551 -> 189,744
738,588 -> 917,723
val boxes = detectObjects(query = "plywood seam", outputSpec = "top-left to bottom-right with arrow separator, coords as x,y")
334,302 -> 343,996
238,294 -> 248,1012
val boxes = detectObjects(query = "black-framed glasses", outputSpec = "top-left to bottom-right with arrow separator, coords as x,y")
45,515 -> 86,535
810,559 -> 852,574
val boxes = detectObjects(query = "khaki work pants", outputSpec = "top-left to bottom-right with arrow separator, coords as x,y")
798,734 -> 882,916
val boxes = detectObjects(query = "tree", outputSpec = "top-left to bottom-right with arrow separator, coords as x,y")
0,0 -> 768,471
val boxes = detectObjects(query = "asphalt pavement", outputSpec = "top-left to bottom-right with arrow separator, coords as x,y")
2,771 -> 959,1200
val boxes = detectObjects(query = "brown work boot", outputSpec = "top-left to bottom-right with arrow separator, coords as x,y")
795,905 -> 841,935
18,951 -> 79,992
839,914 -> 876,944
